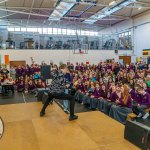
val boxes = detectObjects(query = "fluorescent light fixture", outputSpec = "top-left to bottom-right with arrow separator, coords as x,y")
0,0 -> 8,4
48,0 -> 76,21
136,3 -> 143,10
109,1 -> 117,6
83,0 -> 136,24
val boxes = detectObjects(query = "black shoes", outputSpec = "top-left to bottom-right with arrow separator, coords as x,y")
40,111 -> 45,117
40,112 -> 78,121
69,115 -> 78,121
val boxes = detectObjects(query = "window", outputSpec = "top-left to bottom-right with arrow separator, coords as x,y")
53,28 -> 58,34
85,31 -> 89,36
15,28 -> 20,32
48,28 -> 52,34
38,28 -> 42,34
67,29 -> 72,35
81,31 -> 85,36
32,28 -> 38,32
89,31 -> 95,36
43,28 -> 47,34
57,28 -> 62,34
21,28 -> 26,32
62,29 -> 66,35
8,28 -> 14,31
7,27 -> 99,37
76,30 -> 81,36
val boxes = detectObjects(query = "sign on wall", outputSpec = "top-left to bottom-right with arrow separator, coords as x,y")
143,49 -> 150,56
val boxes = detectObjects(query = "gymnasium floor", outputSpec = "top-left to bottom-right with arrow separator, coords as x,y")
0,101 -> 139,150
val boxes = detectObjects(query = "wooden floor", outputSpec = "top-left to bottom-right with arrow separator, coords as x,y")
0,102 -> 139,150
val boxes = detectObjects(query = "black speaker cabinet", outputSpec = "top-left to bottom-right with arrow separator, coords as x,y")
41,65 -> 51,80
115,50 -> 118,54
124,120 -> 150,150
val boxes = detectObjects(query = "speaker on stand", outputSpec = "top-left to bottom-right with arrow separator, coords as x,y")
41,65 -> 51,86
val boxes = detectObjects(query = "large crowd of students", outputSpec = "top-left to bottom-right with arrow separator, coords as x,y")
0,60 -> 150,124
71,61 -> 150,123
0,64 -> 45,94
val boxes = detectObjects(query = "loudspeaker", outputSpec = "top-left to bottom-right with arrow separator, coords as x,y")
115,50 -> 118,54
41,65 -> 51,80
124,120 -> 150,150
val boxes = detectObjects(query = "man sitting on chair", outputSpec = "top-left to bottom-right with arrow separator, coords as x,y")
40,64 -> 78,121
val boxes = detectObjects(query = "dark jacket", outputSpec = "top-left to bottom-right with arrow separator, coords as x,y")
48,70 -> 70,93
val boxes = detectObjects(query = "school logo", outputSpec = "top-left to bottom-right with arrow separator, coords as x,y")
0,117 -> 4,139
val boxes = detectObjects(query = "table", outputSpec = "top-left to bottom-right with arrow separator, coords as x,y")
1,83 -> 14,95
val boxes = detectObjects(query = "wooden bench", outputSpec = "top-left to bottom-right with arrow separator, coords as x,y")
127,108 -> 150,120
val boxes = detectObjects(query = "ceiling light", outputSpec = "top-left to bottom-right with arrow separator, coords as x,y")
48,0 -> 76,21
83,0 -> 136,24
109,1 -> 117,6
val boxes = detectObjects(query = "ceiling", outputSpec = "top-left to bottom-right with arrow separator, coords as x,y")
0,0 -> 150,31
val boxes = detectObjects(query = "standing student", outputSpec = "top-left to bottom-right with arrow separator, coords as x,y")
40,64 -> 78,121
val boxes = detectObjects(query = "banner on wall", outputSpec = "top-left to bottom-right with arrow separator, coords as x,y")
4,55 -> 9,65
143,49 -> 150,56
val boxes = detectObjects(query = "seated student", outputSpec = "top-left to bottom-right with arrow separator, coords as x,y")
77,78 -> 85,93
36,79 -> 45,88
89,83 -> 101,109
145,75 -> 150,88
17,81 -> 25,92
74,78 -> 85,103
108,85 -> 118,103
103,85 -> 118,115
83,80 -> 90,93
127,84 -> 135,100
82,84 -> 95,105
93,83 -> 101,99
28,80 -> 36,94
33,72 -> 40,80
143,82 -> 150,94
99,84 -> 107,99
132,86 -> 150,119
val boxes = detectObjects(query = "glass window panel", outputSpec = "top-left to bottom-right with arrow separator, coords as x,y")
32,28 -> 38,32
53,28 -> 58,34
89,31 -> 95,36
125,32 -> 128,36
57,28 -> 62,34
15,28 -> 20,31
81,31 -> 85,35
38,28 -> 42,34
76,30 -> 81,35
71,30 -> 76,35
94,32 -> 98,36
67,29 -> 72,35
8,28 -> 14,31
21,28 -> 26,32
129,31 -> 131,35
43,28 -> 47,34
27,28 -> 33,32
62,29 -> 66,35
48,28 -> 52,34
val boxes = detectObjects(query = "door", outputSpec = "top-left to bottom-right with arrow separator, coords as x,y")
119,56 -> 131,65
10,61 -> 26,67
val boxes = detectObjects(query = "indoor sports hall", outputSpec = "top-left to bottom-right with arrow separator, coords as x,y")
0,0 -> 150,150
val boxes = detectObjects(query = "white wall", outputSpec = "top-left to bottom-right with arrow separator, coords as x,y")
0,49 -> 133,65
100,10 -> 150,58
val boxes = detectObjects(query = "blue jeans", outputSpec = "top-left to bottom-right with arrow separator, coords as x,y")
63,89 -> 69,110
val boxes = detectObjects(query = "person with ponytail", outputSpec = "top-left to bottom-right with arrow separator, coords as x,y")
109,85 -> 133,124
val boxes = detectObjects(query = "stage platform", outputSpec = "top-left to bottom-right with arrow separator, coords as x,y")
0,102 -> 139,150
